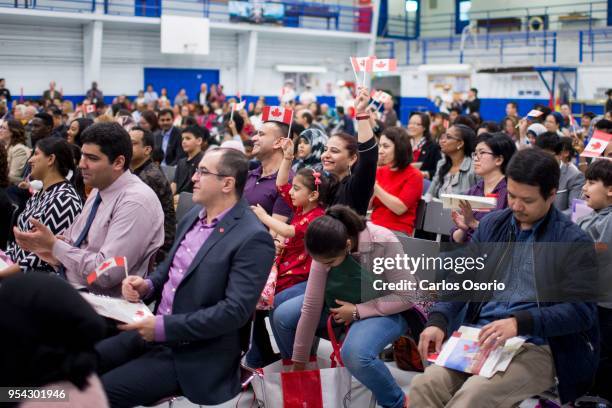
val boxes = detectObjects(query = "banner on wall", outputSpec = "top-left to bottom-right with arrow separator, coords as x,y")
161,15 -> 210,55
228,1 -> 285,24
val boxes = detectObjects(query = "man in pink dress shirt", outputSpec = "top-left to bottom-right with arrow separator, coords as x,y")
95,147 -> 275,407
14,122 -> 165,297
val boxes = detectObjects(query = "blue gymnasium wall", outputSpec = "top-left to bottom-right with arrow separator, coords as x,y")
398,97 -> 551,124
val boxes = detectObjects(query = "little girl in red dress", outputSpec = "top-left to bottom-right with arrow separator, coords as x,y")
251,137 -> 336,298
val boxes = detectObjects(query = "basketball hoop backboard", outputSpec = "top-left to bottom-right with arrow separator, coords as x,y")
161,15 -> 210,55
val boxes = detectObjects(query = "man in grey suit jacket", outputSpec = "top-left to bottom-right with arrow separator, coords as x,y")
96,148 -> 275,407
556,161 -> 585,216
536,132 -> 585,216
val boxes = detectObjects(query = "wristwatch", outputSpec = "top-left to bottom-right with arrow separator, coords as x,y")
352,307 -> 360,321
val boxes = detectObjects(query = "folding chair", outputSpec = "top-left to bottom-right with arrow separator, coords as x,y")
161,165 -> 176,183
412,199 -> 427,237
421,199 -> 454,242
175,192 -> 196,223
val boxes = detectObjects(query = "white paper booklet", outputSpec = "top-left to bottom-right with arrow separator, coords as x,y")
80,292 -> 153,323
434,325 -> 525,378
440,193 -> 497,210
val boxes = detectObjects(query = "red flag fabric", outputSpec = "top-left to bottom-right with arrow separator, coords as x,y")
262,106 -> 293,125
87,256 -> 127,285
350,56 -> 373,73
582,130 -> 611,158
371,58 -> 397,72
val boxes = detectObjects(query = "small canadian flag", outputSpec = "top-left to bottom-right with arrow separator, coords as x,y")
350,56 -> 374,73
582,130 -> 611,158
262,106 -> 293,125
87,256 -> 127,285
233,100 -> 246,111
371,58 -> 397,72
372,90 -> 392,104
86,104 -> 95,114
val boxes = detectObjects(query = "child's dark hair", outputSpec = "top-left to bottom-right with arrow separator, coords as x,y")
305,205 -> 366,258
295,167 -> 338,207
585,159 -> 612,187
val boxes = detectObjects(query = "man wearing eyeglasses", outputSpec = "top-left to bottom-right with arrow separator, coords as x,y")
96,147 -> 276,407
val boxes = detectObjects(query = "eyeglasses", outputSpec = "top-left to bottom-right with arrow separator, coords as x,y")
194,167 -> 232,178
440,133 -> 461,142
471,151 -> 496,160
408,122 -> 423,127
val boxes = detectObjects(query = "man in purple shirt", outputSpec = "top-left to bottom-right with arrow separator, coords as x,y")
95,148 -> 275,407
244,119 -> 294,368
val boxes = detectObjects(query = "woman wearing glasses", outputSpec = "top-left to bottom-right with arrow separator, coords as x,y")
425,124 -> 477,200
450,133 -> 517,243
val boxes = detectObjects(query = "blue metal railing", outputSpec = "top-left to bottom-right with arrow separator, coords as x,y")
579,27 -> 612,63
0,0 -> 372,34
383,1 -> 607,41
375,40 -> 395,59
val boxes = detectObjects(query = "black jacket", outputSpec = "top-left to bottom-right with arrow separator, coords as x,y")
417,138 -> 442,180
155,127 -> 185,166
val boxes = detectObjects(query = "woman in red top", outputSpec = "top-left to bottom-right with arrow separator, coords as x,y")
371,127 -> 423,235
252,138 -> 337,302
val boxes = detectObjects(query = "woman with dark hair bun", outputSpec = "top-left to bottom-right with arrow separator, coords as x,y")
272,205 -> 415,408
451,133 -> 517,243
320,87 -> 378,216
1,137 -> 82,278
426,124 -> 477,199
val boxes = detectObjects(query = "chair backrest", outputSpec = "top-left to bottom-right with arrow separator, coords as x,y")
161,165 -> 176,183
413,199 -> 427,233
392,232 -> 440,282
422,199 -> 454,236
175,192 -> 196,223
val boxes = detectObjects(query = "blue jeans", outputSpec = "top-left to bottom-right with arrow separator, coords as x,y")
246,281 -> 308,367
272,295 -> 408,408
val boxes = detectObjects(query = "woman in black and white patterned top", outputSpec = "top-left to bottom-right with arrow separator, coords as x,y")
1,138 -> 82,277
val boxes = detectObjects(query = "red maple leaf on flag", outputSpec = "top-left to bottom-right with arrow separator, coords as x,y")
135,310 -> 145,317
99,261 -> 111,271
376,60 -> 387,69
590,142 -> 602,150
271,108 -> 282,117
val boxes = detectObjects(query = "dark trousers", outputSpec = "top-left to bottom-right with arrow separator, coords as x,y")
245,310 -> 278,368
594,306 -> 612,401
96,331 -> 181,408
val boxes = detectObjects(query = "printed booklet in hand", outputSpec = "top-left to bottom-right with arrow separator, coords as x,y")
432,325 -> 525,378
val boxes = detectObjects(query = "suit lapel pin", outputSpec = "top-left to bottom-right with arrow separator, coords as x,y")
219,227 -> 225,233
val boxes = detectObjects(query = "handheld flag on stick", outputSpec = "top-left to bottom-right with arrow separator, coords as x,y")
350,56 -> 376,86
262,106 -> 294,138
87,256 -> 128,285
581,130 -> 611,158
367,90 -> 392,111
371,58 -> 397,72
230,100 -> 245,121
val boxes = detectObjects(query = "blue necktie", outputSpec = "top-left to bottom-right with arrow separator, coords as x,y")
73,192 -> 102,248
57,193 -> 102,279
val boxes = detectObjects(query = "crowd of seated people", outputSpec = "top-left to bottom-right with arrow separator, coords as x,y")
0,78 -> 610,408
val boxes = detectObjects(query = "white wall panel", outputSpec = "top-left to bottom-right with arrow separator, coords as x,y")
0,22 -> 83,95
100,27 -> 238,95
